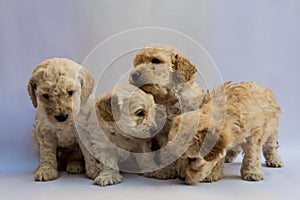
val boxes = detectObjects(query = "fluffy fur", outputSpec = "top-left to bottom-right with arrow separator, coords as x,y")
129,44 -> 203,176
167,82 -> 284,185
28,58 -> 95,181
81,84 -> 164,186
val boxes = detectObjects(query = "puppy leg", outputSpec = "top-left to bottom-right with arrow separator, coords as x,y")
201,158 -> 224,182
240,133 -> 264,181
77,140 -> 100,179
93,151 -> 123,187
263,134 -> 284,168
34,129 -> 59,181
225,146 -> 242,163
66,144 -> 85,174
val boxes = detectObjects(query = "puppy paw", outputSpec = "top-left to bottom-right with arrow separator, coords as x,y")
93,170 -> 123,186
266,158 -> 284,168
201,173 -> 222,183
34,165 -> 59,181
66,161 -> 85,174
241,171 -> 264,181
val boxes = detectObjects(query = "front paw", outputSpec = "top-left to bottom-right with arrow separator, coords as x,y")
66,161 -> 85,174
34,165 -> 59,181
201,172 -> 222,183
241,170 -> 264,181
93,170 -> 123,186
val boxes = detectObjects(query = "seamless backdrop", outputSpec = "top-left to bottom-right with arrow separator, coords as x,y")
0,1 -> 299,199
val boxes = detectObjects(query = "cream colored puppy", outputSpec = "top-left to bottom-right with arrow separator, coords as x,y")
28,58 -> 94,181
81,84 -> 164,186
168,82 -> 284,185
129,44 -> 203,175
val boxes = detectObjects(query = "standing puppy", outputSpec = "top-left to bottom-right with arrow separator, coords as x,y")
28,58 -> 94,181
168,82 -> 284,184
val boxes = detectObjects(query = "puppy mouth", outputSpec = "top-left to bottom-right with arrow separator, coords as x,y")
54,113 -> 69,122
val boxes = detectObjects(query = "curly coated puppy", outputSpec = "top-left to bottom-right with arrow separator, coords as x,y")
167,82 -> 284,185
28,58 -> 94,181
80,84 -> 165,186
129,44 -> 203,168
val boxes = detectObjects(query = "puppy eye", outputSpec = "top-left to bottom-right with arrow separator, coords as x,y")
135,109 -> 145,117
68,90 -> 75,96
42,94 -> 50,100
188,157 -> 197,163
151,58 -> 161,64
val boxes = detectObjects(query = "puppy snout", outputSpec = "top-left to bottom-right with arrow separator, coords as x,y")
149,126 -> 157,135
54,113 -> 69,122
131,71 -> 141,82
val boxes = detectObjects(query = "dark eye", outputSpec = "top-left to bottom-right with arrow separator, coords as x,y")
151,58 -> 161,64
68,90 -> 75,96
135,109 -> 145,117
42,94 -> 49,100
188,157 -> 197,163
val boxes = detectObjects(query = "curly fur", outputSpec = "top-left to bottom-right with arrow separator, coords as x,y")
28,58 -> 95,181
167,82 -> 284,185
129,44 -> 203,177
80,84 -> 164,186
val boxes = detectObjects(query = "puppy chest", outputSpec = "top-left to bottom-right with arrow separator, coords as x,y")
55,126 -> 77,148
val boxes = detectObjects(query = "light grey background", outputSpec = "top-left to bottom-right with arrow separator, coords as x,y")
0,0 -> 299,199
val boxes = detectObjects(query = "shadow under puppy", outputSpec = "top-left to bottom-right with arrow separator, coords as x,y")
129,44 -> 203,174
81,84 -> 165,186
27,58 -> 94,181
167,81 -> 284,185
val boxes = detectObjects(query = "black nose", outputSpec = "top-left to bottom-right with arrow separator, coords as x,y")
55,113 -> 68,122
131,71 -> 141,82
179,176 -> 186,181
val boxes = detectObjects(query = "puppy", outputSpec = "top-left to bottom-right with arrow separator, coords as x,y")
168,82 -> 284,185
129,44 -> 203,170
81,84 -> 164,186
28,58 -> 94,181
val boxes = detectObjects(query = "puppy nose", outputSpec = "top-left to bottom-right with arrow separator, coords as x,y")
179,176 -> 186,182
55,113 -> 68,122
131,71 -> 141,82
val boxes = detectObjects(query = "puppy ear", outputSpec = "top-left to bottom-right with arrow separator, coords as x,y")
95,94 -> 120,122
172,53 -> 197,82
27,63 -> 48,108
199,129 -> 230,162
78,67 -> 94,101
133,53 -> 143,67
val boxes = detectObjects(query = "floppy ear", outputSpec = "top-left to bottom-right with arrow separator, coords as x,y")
27,63 -> 48,108
78,67 -> 94,102
133,54 -> 143,67
95,94 -> 120,122
198,129 -> 230,162
172,53 -> 197,82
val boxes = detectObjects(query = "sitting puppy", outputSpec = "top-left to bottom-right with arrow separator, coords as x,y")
129,44 -> 203,174
168,82 -> 284,185
27,58 -> 94,181
80,84 -> 164,186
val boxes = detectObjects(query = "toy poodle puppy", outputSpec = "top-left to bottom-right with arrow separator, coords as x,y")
28,58 -> 94,181
80,84 -> 165,186
168,82 -> 284,185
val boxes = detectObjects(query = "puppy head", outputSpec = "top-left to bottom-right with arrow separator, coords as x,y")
167,109 -> 229,185
27,58 -> 94,123
95,84 -> 165,138
129,44 -> 197,93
